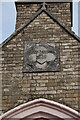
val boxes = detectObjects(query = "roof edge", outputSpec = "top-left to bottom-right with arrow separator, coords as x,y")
15,0 -> 72,3
0,5 -> 80,48
0,8 -> 43,47
44,9 -> 80,42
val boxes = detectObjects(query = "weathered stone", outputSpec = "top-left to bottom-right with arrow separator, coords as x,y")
23,43 -> 60,72
1,2 -> 80,113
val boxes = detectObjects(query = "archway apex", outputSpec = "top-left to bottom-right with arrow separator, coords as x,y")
0,98 -> 80,120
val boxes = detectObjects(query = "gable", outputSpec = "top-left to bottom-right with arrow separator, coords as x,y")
21,12 -> 73,43
1,2 -> 80,113
0,5 -> 80,48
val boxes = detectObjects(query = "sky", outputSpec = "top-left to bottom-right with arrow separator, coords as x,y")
0,0 -> 80,44
0,0 -> 16,43
72,0 -> 79,35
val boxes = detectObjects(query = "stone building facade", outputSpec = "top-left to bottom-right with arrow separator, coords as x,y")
0,0 -> 80,118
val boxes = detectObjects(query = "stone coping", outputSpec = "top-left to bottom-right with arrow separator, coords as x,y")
0,4 -> 80,48
0,98 -> 80,120
15,0 -> 72,3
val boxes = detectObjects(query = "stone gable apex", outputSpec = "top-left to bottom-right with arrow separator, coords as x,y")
0,6 -> 80,47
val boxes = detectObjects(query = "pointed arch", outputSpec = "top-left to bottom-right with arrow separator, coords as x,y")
0,98 -> 80,120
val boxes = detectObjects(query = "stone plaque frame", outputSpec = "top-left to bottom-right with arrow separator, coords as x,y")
23,42 -> 60,72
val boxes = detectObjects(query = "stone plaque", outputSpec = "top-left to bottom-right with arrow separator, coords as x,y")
23,43 -> 60,72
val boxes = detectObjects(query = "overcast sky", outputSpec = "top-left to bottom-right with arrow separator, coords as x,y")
0,0 -> 80,44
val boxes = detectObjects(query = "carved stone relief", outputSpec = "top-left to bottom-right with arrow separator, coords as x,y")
23,43 -> 60,72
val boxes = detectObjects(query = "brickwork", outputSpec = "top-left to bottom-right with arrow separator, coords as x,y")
16,3 -> 71,30
0,47 -> 2,115
1,2 -> 80,113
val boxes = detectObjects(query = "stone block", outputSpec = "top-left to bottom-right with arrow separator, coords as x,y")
23,43 -> 60,72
